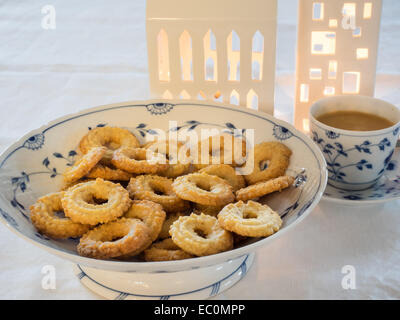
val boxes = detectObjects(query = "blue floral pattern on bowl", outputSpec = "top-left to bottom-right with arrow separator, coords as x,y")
272,124 -> 293,141
145,102 -> 174,115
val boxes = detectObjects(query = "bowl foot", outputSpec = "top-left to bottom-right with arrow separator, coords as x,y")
73,253 -> 254,300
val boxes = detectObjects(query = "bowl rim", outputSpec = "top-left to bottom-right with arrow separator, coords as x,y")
0,99 -> 328,271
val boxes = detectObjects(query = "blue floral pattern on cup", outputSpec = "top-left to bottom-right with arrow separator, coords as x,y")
312,131 -> 392,184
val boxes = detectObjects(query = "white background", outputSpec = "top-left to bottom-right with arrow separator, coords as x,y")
0,0 -> 399,299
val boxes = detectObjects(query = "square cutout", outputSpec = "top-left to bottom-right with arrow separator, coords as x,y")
363,3 -> 372,19
328,60 -> 337,79
312,3 -> 324,20
356,48 -> 368,60
311,31 -> 336,55
310,68 -> 322,80
300,84 -> 309,102
343,3 -> 356,17
353,27 -> 362,37
303,119 -> 310,132
329,19 -> 338,28
324,86 -> 335,95
343,72 -> 360,94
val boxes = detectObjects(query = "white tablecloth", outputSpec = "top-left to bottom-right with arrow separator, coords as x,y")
0,0 -> 399,300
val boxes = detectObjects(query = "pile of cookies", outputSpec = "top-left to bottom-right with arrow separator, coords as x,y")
29,126 -> 294,261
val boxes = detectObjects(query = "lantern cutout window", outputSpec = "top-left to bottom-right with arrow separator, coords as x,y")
252,31 -> 264,81
328,60 -> 338,79
312,3 -> 324,20
227,31 -> 240,81
311,31 -> 336,55
230,90 -> 240,105
247,89 -> 258,110
294,0 -> 382,132
329,19 -> 338,28
342,72 -> 360,94
157,29 -> 170,81
310,68 -> 322,80
363,3 -> 373,19
356,48 -> 368,60
179,90 -> 191,100
204,30 -> 217,81
163,90 -> 173,99
179,31 -> 193,81
146,0 -> 278,114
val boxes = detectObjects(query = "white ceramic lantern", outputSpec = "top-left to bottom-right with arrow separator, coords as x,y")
294,0 -> 382,132
146,0 -> 278,114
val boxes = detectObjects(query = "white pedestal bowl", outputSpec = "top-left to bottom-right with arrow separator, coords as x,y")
0,100 -> 327,299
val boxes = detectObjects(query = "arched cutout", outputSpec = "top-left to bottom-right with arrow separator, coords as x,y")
247,89 -> 258,110
157,29 -> 170,81
203,29 -> 218,81
252,31 -> 264,80
179,30 -> 193,81
227,30 -> 240,81
230,90 -> 239,106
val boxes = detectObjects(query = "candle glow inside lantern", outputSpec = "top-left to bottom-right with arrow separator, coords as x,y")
294,0 -> 382,132
146,0 -> 278,114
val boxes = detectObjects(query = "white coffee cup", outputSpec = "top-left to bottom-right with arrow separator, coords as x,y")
310,95 -> 400,191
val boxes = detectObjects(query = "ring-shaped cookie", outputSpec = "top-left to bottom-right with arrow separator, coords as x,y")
79,126 -> 140,164
61,178 -> 131,225
111,147 -> 168,174
217,200 -> 282,237
169,213 -> 233,256
77,218 -> 152,259
30,192 -> 91,239
172,173 -> 234,206
243,142 -> 292,185
127,175 -> 190,213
